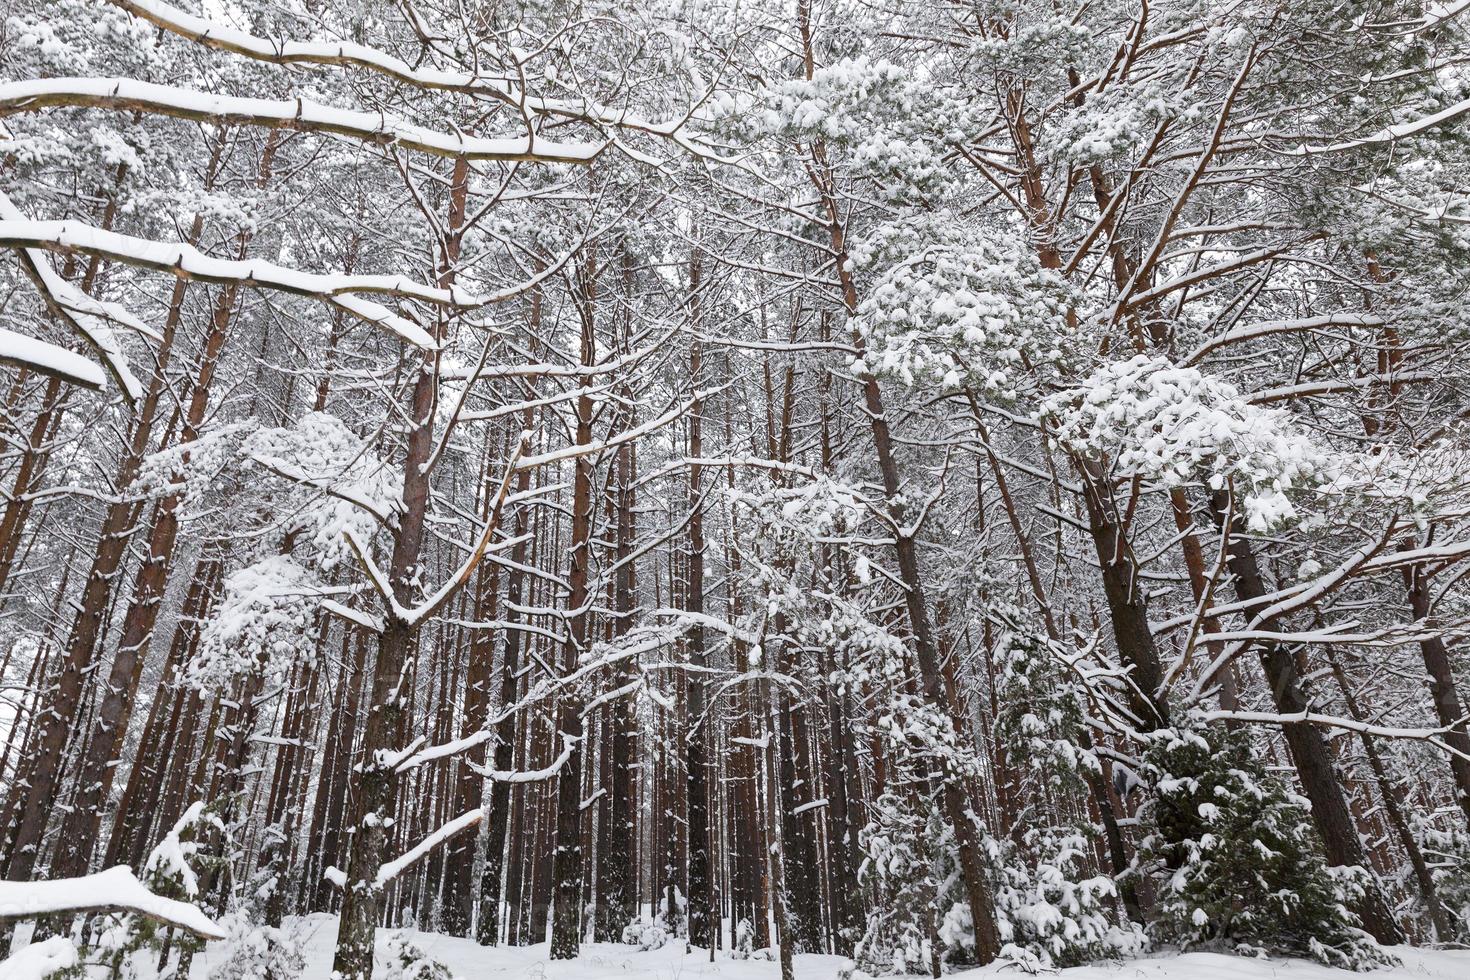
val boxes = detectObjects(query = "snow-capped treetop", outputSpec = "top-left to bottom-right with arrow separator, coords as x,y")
191,555 -> 320,690
724,56 -> 962,202
1042,355 -> 1332,529
854,238 -> 1077,399
244,411 -> 403,567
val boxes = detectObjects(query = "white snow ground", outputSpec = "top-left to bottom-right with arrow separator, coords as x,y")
181,915 -> 1470,980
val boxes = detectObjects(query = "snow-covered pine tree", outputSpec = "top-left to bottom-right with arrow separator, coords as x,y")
985,607 -> 1146,971
853,692 -> 973,977
1137,725 -> 1396,970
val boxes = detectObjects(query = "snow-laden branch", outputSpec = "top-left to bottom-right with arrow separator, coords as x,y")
0,218 -> 441,348
343,526 -> 396,609
105,0 -> 702,143
0,327 -> 105,390
393,729 -> 493,774
467,732 -> 579,782
1,190 -> 146,401
1249,369 -> 1443,405
320,598 -> 384,634
374,808 -> 483,888
0,77 -> 603,164
249,455 -> 397,526
1286,95 -> 1470,155
515,385 -> 728,470
0,866 -> 226,939
1182,313 -> 1386,365
1199,709 -> 1470,763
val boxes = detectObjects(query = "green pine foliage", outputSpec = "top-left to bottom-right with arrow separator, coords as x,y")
1138,726 -> 1396,970
987,608 -> 1146,971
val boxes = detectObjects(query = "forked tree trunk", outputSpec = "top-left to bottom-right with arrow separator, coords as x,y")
332,156 -> 469,980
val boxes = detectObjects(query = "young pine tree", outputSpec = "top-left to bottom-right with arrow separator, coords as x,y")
986,608 -> 1146,971
1138,726 -> 1396,970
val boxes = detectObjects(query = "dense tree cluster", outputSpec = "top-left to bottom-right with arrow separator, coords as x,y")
2,1 -> 1470,977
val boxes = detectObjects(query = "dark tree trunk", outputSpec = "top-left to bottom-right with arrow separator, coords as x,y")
332,155 -> 468,980
550,255 -> 599,959
1209,490 -> 1404,946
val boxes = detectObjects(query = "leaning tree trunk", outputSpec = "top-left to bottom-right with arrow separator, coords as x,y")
52,252 -> 246,880
1401,553 -> 1470,830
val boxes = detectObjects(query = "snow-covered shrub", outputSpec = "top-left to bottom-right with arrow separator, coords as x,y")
190,555 -> 319,689
1137,726 -> 1395,969
1042,355 -> 1330,529
854,239 -> 1077,401
732,917 -> 757,959
855,783 -> 956,975
0,936 -> 81,980
207,915 -> 304,980
383,933 -> 459,980
621,916 -> 674,951
987,608 -> 1146,970
89,803 -> 215,978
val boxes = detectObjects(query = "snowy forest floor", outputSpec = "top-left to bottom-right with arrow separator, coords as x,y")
177,915 -> 1470,980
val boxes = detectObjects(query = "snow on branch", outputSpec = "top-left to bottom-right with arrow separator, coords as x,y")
2,191 -> 146,401
374,808 -> 483,888
467,732 -> 580,782
0,77 -> 604,164
1199,709 -> 1470,762
106,0 -> 698,142
1285,94 -> 1470,155
1181,313 -> 1386,365
0,326 -> 106,390
0,218 -> 444,348
0,866 -> 226,940
0,937 -> 78,978
320,598 -> 384,634
515,385 -> 729,470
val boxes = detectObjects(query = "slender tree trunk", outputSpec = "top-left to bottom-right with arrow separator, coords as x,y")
549,254 -> 599,959
596,371 -> 638,941
682,250 -> 716,951
0,376 -> 68,601
762,675 -> 796,980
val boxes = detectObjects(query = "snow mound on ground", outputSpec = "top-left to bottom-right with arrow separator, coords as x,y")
179,915 -> 1470,980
